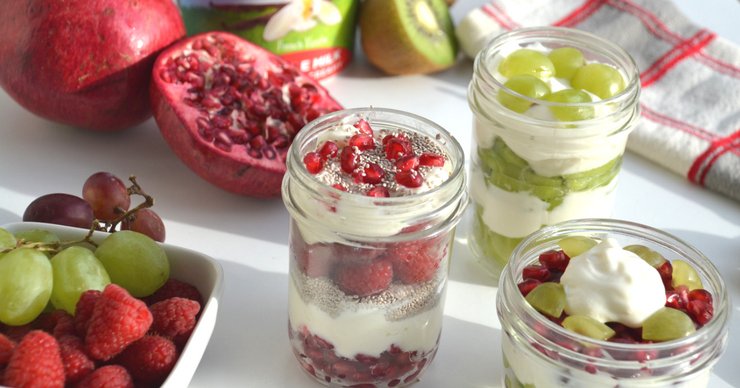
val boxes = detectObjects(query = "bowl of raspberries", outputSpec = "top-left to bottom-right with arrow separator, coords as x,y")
0,222 -> 224,387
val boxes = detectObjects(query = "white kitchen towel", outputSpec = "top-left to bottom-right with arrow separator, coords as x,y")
456,0 -> 740,202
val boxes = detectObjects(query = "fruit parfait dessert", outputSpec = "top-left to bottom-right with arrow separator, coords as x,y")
282,107 -> 468,387
497,219 -> 730,388
466,27 -> 641,278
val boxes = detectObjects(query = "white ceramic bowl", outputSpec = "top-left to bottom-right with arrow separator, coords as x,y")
1,222 -> 224,387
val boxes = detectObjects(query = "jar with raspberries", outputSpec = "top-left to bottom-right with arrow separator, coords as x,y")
282,107 -> 468,387
497,219 -> 730,388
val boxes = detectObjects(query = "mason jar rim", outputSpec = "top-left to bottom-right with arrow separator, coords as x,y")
498,218 -> 730,372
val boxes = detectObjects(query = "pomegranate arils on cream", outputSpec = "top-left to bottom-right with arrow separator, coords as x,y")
301,118 -> 449,197
151,32 -> 342,197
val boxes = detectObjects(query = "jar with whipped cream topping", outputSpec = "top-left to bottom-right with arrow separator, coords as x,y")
282,108 -> 468,387
467,27 -> 641,279
498,219 -> 730,388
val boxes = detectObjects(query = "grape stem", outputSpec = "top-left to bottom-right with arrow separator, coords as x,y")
100,175 -> 155,233
3,226 -> 98,255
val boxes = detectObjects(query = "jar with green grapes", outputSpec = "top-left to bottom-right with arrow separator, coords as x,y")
466,27 -> 641,279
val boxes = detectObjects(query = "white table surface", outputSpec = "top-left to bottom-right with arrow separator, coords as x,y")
0,0 -> 738,387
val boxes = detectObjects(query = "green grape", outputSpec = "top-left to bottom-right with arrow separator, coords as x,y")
562,315 -> 615,340
671,259 -> 703,290
572,63 -> 626,99
0,228 -> 16,258
498,49 -> 555,79
497,75 -> 550,113
558,236 -> 598,258
95,230 -> 169,297
50,246 -> 111,315
14,229 -> 60,244
642,307 -> 695,341
545,89 -> 594,121
548,47 -> 585,80
624,244 -> 667,268
0,248 -> 53,325
525,282 -> 566,318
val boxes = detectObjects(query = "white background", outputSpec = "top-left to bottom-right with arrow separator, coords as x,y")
0,0 -> 738,387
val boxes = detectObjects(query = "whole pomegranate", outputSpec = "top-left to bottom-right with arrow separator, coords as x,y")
150,32 -> 342,197
0,0 -> 185,131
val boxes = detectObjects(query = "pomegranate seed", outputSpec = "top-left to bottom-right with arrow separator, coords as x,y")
353,119 -> 373,135
348,134 -> 375,151
340,147 -> 358,173
332,184 -> 346,192
665,285 -> 689,309
395,155 -> 419,172
353,163 -> 385,184
517,279 -> 541,296
688,289 -> 713,305
367,186 -> 390,197
318,141 -> 339,159
687,300 -> 713,325
395,170 -> 423,188
303,152 -> 323,174
419,152 -> 445,167
522,265 -> 551,282
657,261 -> 673,289
384,137 -> 411,160
538,250 -> 569,272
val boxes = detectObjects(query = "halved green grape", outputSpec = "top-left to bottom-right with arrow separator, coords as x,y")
558,236 -> 598,258
548,47 -> 585,80
671,259 -> 703,290
0,248 -> 53,325
498,75 -> 550,113
571,63 -> 626,99
525,282 -> 566,318
473,207 -> 524,270
562,315 -> 615,340
545,89 -> 594,121
642,307 -> 696,341
624,244 -> 667,268
563,157 -> 621,191
498,49 -> 555,79
50,246 -> 111,314
14,229 -> 60,244
95,230 -> 169,297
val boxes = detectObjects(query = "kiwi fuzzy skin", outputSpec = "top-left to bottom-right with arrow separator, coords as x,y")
359,0 -> 458,75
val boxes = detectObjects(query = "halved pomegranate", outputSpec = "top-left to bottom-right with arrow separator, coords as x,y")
150,32 -> 342,197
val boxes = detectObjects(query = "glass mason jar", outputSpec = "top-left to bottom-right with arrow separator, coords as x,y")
498,219 -> 730,388
467,27 -> 641,279
282,108 -> 468,387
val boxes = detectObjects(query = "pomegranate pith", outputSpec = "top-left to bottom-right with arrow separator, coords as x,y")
150,32 -> 342,197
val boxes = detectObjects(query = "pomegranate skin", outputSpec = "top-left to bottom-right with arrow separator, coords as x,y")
150,32 -> 342,197
0,0 -> 186,131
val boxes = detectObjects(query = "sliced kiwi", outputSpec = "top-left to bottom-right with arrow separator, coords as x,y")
359,0 -> 458,75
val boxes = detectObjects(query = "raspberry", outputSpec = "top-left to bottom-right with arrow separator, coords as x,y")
115,335 -> 177,384
334,258 -> 393,297
333,242 -> 384,265
0,333 -> 15,366
74,289 -> 102,337
77,365 -> 134,388
4,330 -> 64,388
35,310 -> 76,339
85,284 -> 153,361
388,238 -> 446,284
145,278 -> 203,306
149,297 -> 201,339
57,334 -> 95,383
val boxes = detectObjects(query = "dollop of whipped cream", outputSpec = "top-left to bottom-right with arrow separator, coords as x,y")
559,238 -> 665,328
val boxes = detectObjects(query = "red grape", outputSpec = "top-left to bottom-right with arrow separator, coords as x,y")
122,209 -> 166,242
82,172 -> 131,221
22,193 -> 94,229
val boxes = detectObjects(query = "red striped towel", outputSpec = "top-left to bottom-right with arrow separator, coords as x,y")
456,0 -> 740,202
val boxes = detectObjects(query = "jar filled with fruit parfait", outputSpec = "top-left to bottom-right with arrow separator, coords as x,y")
498,219 -> 730,388
467,27 -> 641,279
282,107 -> 468,387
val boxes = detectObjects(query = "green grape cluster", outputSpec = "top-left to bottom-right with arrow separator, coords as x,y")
0,227 -> 169,325
496,46 -> 626,120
